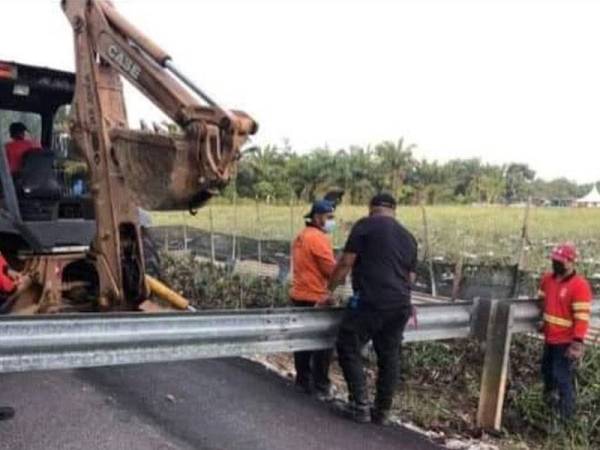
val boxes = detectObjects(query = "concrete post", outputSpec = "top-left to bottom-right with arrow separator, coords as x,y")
476,299 -> 514,431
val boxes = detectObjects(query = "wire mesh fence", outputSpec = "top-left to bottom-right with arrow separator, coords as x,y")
150,200 -> 600,301
150,224 -> 537,301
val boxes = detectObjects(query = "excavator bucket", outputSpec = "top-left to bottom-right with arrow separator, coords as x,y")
110,127 -> 240,210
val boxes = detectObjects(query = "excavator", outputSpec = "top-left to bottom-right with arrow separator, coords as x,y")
0,0 -> 257,314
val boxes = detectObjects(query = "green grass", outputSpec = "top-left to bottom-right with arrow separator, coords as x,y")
152,203 -> 600,274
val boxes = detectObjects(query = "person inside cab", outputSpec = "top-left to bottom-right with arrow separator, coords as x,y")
4,122 -> 41,175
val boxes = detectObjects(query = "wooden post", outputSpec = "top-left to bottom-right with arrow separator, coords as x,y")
511,196 -> 531,297
421,205 -> 437,297
477,299 -> 514,431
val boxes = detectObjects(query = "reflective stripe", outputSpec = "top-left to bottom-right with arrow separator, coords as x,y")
573,313 -> 590,321
572,302 -> 591,311
544,313 -> 573,327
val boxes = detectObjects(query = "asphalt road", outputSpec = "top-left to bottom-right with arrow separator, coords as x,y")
0,358 -> 443,450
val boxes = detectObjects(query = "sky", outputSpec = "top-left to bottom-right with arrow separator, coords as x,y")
1,0 -> 599,182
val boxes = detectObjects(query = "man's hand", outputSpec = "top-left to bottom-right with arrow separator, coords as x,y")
7,269 -> 19,281
318,291 -> 337,307
327,252 -> 356,294
12,273 -> 31,293
566,341 -> 585,360
537,321 -> 545,333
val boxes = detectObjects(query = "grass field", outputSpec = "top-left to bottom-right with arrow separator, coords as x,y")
153,203 -> 600,274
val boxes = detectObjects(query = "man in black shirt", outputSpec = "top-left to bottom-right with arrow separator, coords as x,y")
327,193 -> 417,425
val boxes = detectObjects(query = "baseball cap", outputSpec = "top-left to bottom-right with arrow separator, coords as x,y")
551,243 -> 577,263
304,199 -> 335,218
9,122 -> 28,136
369,193 -> 397,209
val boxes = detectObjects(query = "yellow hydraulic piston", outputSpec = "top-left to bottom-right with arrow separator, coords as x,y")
145,275 -> 196,311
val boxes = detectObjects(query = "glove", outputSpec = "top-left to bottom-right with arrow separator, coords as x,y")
566,341 -> 585,360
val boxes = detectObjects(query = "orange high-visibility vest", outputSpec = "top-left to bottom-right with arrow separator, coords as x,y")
539,272 -> 593,344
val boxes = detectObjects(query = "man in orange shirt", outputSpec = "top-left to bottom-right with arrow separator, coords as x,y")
539,243 -> 592,421
4,122 -> 41,175
289,200 -> 337,400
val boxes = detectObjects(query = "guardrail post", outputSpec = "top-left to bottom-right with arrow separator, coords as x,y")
476,299 -> 514,431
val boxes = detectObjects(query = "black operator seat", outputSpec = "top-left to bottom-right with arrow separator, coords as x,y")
18,149 -> 61,200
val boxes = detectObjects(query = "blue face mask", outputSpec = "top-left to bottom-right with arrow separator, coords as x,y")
323,219 -> 336,234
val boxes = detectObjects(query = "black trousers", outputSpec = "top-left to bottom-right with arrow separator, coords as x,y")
291,299 -> 333,393
336,305 -> 411,412
541,343 -> 576,419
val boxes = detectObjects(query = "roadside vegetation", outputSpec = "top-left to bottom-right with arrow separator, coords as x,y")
399,338 -> 600,449
163,255 -> 600,449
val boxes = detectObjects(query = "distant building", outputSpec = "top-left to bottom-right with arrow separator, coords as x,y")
576,185 -> 600,208
549,198 -> 572,207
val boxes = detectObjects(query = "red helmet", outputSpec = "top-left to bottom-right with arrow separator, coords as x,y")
551,243 -> 577,263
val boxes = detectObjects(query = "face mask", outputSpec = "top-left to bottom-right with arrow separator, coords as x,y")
323,219 -> 336,234
552,260 -> 567,276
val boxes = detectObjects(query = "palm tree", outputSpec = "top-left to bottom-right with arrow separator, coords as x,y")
374,139 -> 416,200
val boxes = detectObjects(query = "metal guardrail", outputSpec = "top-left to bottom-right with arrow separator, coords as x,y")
0,299 -> 597,430
0,300 -> 597,374
0,302 -> 473,374
0,308 -> 338,373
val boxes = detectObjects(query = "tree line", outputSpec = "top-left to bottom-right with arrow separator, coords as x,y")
232,139 -> 592,205
0,109 -> 591,206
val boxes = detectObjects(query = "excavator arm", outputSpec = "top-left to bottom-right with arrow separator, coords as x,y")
61,0 -> 257,309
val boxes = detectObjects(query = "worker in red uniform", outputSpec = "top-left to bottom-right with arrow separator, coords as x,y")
539,243 -> 592,421
0,252 -> 20,421
4,122 -> 41,175
289,200 -> 337,401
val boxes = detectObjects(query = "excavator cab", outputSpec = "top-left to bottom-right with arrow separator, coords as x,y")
0,61 -> 96,257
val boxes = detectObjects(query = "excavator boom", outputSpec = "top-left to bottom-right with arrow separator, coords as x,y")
60,0 -> 257,308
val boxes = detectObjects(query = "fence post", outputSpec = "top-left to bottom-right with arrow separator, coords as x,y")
256,198 -> 262,267
231,188 -> 238,264
183,223 -> 188,252
420,205 -> 437,296
476,299 -> 514,431
209,205 -> 216,265
511,196 -> 531,297
288,193 -> 295,283
451,252 -> 464,302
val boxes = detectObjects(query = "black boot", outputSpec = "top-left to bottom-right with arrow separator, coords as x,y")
334,401 -> 370,423
294,378 -> 312,395
0,406 -> 15,421
315,385 -> 335,402
371,408 -> 392,426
